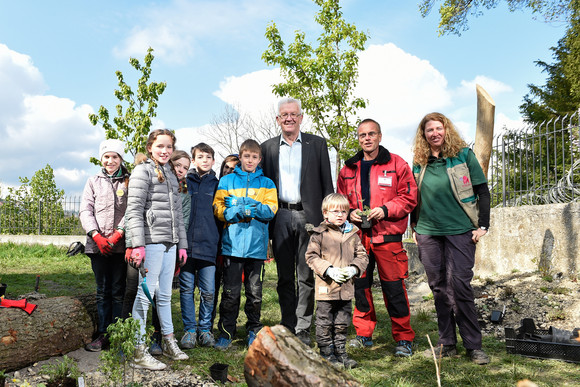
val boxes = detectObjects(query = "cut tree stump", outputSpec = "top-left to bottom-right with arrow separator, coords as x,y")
0,294 -> 97,371
244,325 -> 362,387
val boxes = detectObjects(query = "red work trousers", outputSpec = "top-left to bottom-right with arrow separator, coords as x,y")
352,235 -> 415,342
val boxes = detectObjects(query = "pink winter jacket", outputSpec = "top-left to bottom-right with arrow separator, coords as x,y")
79,168 -> 129,254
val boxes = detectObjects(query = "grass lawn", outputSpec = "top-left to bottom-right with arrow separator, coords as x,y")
1,242 -> 579,386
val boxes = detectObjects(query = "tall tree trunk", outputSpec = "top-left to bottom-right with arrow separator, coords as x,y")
474,84 -> 495,178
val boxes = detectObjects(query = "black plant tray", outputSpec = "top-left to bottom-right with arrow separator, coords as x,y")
505,318 -> 580,363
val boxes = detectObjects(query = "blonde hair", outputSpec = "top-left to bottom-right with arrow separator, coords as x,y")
321,193 -> 350,212
412,112 -> 468,166
239,139 -> 261,157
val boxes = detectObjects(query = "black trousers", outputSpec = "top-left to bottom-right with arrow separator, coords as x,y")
315,300 -> 352,349
417,232 -> 482,350
217,256 -> 265,340
271,208 -> 314,334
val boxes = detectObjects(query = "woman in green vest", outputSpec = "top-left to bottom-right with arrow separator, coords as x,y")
411,112 -> 491,365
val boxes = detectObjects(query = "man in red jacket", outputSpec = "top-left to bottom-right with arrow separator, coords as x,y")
337,118 -> 418,357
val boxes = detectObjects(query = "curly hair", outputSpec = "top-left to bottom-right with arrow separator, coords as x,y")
412,112 -> 467,166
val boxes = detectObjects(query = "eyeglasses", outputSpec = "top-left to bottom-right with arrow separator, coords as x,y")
358,131 -> 379,139
328,210 -> 347,216
278,113 -> 302,119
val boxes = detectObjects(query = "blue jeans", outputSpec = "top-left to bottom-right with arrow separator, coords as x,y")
89,253 -> 127,334
132,243 -> 176,339
180,259 -> 216,332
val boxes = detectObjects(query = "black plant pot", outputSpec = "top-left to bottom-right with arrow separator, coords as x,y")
360,215 -> 372,229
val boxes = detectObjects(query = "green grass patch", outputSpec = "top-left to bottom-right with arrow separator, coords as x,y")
2,243 -> 580,386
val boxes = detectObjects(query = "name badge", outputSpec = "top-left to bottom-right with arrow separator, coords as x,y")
318,286 -> 329,295
378,176 -> 392,187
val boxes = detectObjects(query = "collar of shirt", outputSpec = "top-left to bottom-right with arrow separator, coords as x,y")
280,131 -> 302,146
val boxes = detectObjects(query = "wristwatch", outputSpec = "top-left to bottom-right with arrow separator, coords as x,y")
479,226 -> 488,231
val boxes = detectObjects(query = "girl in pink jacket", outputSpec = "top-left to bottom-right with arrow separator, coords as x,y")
79,139 -> 130,352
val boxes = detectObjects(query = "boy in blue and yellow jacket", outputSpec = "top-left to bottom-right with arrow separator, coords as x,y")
212,139 -> 278,350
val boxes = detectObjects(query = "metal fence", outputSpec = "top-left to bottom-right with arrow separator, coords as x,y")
489,112 -> 580,207
0,196 -> 83,235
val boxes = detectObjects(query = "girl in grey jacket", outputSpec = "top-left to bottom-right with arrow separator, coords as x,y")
79,139 -> 129,352
125,129 -> 189,371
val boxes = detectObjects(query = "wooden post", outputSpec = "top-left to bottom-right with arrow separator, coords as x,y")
474,84 -> 495,178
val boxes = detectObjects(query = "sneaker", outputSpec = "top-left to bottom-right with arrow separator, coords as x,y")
348,335 -> 373,348
247,331 -> 257,347
149,331 -> 162,356
85,334 -> 108,352
467,349 -> 490,365
133,344 -> 167,370
162,336 -> 189,361
214,337 -> 232,351
198,331 -> 216,347
394,340 -> 413,357
423,344 -> 457,359
180,330 -> 197,349
296,330 -> 311,347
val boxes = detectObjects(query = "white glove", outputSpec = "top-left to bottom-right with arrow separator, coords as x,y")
326,266 -> 346,284
341,266 -> 358,280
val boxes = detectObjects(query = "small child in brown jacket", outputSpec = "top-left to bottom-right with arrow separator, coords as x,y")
305,193 -> 368,369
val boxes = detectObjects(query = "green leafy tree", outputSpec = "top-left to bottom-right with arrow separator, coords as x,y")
419,0 -> 572,36
88,47 -> 166,167
0,165 -> 81,235
262,0 -> 368,173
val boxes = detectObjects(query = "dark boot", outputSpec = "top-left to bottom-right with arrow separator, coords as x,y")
334,344 -> 358,369
319,344 -> 339,365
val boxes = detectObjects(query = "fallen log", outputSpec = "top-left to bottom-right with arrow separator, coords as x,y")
0,294 -> 97,371
244,325 -> 362,387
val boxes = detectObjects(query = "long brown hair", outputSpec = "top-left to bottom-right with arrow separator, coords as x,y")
412,112 -> 467,166
146,129 -> 177,183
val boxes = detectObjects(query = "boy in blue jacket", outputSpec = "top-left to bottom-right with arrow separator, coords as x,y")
180,143 -> 220,349
212,139 -> 278,350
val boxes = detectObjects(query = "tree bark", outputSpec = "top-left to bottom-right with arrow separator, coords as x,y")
244,325 -> 362,387
0,294 -> 97,372
474,84 -> 495,178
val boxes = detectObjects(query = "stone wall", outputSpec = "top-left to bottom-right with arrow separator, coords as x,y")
406,202 -> 579,279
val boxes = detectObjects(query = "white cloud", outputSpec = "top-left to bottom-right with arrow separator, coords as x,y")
0,44 -> 103,196
456,75 -> 513,98
213,68 -> 282,117
356,43 -> 452,137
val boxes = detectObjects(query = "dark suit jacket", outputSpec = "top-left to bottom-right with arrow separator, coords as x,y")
261,132 -> 334,226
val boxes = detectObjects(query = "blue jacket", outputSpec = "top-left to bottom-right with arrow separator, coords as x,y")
213,165 -> 278,260
185,168 -> 220,263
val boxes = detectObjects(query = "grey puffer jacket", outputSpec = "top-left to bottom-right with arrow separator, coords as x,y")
79,167 -> 130,254
125,159 -> 187,250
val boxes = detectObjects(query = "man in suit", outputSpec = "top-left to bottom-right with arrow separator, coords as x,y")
261,98 -> 334,345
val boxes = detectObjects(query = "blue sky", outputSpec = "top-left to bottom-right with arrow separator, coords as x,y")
0,0 -> 568,196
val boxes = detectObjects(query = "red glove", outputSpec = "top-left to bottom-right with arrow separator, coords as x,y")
125,248 -> 133,264
108,230 -> 124,246
178,249 -> 188,267
131,247 -> 146,268
93,233 -> 112,255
